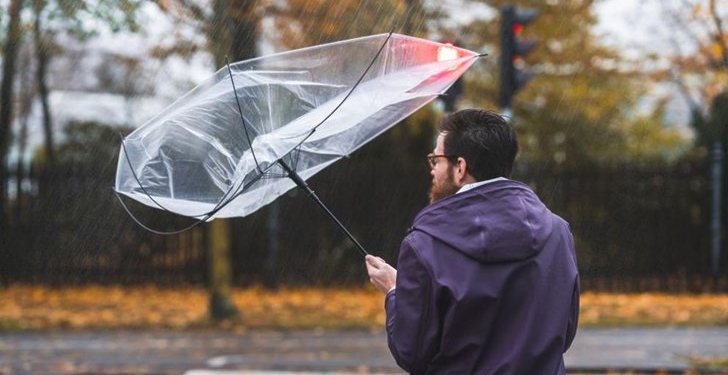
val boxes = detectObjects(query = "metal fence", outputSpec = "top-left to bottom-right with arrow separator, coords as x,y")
0,157 -> 725,292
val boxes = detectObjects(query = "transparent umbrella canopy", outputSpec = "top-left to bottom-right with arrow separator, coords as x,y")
115,33 -> 481,253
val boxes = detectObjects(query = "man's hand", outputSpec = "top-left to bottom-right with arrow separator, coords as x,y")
365,255 -> 397,294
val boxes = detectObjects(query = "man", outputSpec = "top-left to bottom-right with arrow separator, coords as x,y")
366,109 -> 579,375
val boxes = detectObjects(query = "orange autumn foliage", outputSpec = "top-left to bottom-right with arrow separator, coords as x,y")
0,285 -> 726,331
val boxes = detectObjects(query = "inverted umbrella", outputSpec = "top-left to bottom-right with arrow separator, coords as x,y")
115,33 -> 481,255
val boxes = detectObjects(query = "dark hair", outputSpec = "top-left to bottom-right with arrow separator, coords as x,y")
437,109 -> 519,180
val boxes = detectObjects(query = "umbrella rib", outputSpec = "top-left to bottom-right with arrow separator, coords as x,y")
118,135 -> 183,214
113,191 -> 208,235
297,31 -> 396,147
116,132 -> 262,234
114,135 -> 213,234
261,33 -> 398,256
225,57 -> 263,174
113,165 -> 268,235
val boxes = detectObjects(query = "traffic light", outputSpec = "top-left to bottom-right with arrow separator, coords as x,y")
499,4 -> 538,111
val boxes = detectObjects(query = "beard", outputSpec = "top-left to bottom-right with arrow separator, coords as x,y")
428,169 -> 459,204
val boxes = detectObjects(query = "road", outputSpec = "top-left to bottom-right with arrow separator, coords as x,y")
1,327 -> 727,374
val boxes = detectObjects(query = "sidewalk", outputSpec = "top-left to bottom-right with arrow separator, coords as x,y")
1,327 -> 727,374
179,328 -> 728,375
565,327 -> 728,373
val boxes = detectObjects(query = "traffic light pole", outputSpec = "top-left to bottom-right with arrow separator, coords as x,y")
499,4 -> 517,111
711,140 -> 723,292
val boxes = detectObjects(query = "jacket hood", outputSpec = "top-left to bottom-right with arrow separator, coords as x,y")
411,179 -> 554,263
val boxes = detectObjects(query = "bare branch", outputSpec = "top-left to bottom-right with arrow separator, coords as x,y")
664,2 -> 704,56
670,66 -> 703,114
709,0 -> 728,68
151,0 -> 208,23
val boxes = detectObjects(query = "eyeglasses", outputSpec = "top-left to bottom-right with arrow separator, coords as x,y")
427,153 -> 456,169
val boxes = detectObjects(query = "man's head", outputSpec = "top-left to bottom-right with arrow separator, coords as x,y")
428,109 -> 518,203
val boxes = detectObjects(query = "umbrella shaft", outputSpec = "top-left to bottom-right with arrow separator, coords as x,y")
278,160 -> 368,257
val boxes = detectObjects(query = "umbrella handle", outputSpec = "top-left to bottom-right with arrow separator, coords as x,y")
278,160 -> 369,257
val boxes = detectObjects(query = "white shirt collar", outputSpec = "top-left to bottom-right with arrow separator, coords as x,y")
456,177 -> 508,194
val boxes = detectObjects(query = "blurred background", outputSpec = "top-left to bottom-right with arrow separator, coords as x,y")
0,0 -> 726,324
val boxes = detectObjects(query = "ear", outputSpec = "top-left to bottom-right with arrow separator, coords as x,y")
454,157 -> 475,185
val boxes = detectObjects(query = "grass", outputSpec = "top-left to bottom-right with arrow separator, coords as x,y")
0,285 -> 727,331
686,355 -> 728,370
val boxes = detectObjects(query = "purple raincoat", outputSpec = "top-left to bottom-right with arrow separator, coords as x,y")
385,179 -> 579,375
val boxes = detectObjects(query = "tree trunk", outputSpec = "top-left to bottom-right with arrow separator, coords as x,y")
210,0 -> 258,66
211,0 -> 232,69
15,46 -> 35,225
0,0 -> 24,231
34,0 -> 55,166
228,0 -> 259,62
204,0 -> 238,323
204,0 -> 261,321
403,0 -> 425,36
206,219 -> 239,321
